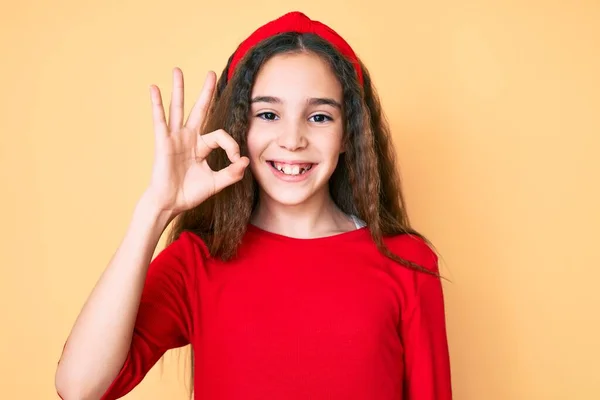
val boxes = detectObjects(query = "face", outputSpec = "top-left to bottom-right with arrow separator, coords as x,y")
247,51 -> 344,207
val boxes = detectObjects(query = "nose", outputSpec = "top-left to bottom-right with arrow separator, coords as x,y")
276,119 -> 308,151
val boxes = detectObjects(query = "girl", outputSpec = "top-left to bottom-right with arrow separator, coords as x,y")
55,11 -> 452,400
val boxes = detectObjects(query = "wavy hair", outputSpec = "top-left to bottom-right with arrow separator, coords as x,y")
167,32 -> 433,271
164,31 -> 438,399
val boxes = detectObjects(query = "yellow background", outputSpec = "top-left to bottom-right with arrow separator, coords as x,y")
1,0 -> 599,399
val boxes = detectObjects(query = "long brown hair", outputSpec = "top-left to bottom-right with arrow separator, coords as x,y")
165,32 -> 438,397
167,32 -> 433,271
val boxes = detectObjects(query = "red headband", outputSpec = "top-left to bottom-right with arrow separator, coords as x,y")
227,11 -> 364,85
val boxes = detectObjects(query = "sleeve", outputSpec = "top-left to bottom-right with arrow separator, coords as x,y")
56,233 -> 198,400
98,234 -> 197,399
400,242 -> 453,400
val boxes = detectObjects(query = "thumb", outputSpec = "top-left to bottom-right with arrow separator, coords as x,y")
212,157 -> 250,194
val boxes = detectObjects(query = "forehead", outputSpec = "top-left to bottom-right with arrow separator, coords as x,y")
251,52 -> 342,100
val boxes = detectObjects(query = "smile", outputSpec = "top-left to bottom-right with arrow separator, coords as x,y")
268,161 -> 313,175
267,160 -> 316,181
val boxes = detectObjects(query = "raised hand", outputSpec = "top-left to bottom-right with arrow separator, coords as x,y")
145,68 -> 249,216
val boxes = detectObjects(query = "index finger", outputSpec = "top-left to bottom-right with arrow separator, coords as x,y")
185,71 -> 217,131
196,129 -> 241,163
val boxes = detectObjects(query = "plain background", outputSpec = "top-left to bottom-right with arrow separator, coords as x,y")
1,1 -> 599,399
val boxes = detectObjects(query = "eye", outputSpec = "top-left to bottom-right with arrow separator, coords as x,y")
309,114 -> 333,123
256,112 -> 279,121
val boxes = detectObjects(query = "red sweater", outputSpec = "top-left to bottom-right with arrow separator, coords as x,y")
66,225 -> 452,399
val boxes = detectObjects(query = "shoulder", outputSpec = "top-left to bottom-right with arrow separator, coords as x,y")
166,230 -> 209,253
380,233 -> 446,318
379,232 -> 442,298
150,230 -> 211,272
382,232 -> 439,275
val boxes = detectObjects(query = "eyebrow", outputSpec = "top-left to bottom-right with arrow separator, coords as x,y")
250,96 -> 342,109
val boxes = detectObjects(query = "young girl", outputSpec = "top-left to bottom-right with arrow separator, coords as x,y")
55,11 -> 452,400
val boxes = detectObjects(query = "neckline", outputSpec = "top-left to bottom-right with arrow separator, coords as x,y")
245,223 -> 370,244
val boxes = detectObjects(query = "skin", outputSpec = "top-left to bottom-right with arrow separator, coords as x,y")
54,69 -> 249,399
248,52 -> 357,238
55,52 -> 358,399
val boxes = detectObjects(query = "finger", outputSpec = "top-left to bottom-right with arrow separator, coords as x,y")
149,85 -> 168,138
212,157 -> 250,194
197,129 -> 241,162
185,71 -> 216,130
168,67 -> 184,131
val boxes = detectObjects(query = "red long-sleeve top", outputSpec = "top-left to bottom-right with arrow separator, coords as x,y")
61,224 -> 452,399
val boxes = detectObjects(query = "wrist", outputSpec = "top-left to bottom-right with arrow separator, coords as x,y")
135,190 -> 177,228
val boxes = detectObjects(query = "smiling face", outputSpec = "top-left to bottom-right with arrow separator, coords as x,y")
247,51 -> 345,208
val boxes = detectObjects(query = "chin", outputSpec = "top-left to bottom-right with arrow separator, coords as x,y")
260,186 -> 320,207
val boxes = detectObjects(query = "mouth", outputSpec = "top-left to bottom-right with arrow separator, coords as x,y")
267,160 -> 315,176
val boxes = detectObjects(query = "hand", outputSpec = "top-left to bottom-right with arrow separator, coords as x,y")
145,68 -> 249,216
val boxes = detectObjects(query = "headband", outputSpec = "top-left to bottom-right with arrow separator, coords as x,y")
227,11 -> 364,85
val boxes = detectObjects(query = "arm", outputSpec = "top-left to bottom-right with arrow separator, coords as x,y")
55,68 -> 247,400
55,192 -> 188,400
401,246 -> 453,400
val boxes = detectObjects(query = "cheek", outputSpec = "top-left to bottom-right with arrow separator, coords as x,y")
245,134 -> 262,176
321,130 -> 345,159
245,125 -> 264,160
246,120 -> 280,161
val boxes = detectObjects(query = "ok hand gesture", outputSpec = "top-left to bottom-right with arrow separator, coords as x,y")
145,68 -> 249,216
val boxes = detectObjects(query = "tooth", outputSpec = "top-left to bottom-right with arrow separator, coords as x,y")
277,164 -> 283,171
283,165 -> 292,175
291,165 -> 300,175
